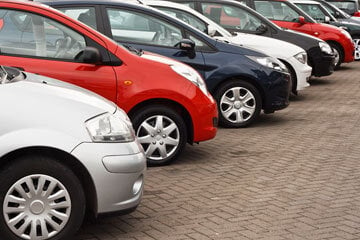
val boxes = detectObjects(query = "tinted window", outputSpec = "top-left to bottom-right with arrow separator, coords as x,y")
106,8 -> 183,47
59,7 -> 97,30
0,9 -> 86,60
156,7 -> 207,33
200,3 -> 263,32
254,1 -> 299,22
331,1 -> 356,14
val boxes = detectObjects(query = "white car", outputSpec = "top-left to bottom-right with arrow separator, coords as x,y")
147,0 -> 312,94
0,66 -> 146,239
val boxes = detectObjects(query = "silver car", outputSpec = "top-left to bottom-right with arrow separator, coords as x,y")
0,66 -> 146,239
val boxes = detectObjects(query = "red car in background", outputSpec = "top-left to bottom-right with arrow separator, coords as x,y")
0,0 -> 218,166
242,0 -> 355,68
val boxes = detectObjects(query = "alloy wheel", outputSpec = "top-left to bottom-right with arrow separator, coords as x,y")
220,87 -> 256,123
137,115 -> 180,161
354,38 -> 360,60
3,174 -> 71,240
333,47 -> 340,66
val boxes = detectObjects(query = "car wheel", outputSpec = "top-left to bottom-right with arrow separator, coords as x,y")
328,42 -> 343,69
353,36 -> 360,60
132,105 -> 187,166
280,61 -> 297,96
0,155 -> 85,240
215,80 -> 262,128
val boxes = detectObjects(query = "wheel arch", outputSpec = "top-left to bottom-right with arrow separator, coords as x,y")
279,59 -> 297,94
326,40 -> 344,62
0,146 -> 98,217
127,98 -> 194,143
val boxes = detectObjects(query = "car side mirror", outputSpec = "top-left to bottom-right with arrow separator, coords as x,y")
324,16 -> 331,23
256,24 -> 268,34
175,39 -> 196,58
299,16 -> 306,25
207,25 -> 217,37
335,11 -> 341,18
74,47 -> 102,64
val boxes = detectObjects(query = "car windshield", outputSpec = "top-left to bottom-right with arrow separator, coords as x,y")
0,66 -> 24,84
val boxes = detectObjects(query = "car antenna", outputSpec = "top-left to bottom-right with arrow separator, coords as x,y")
137,0 -> 144,4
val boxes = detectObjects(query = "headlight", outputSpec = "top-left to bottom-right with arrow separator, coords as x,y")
247,56 -> 288,72
294,52 -> 307,64
319,42 -> 332,55
85,111 -> 135,142
170,64 -> 208,95
340,29 -> 352,40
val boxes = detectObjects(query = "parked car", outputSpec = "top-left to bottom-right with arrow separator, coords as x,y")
44,0 -> 292,128
312,0 -> 360,59
326,0 -> 360,16
147,0 -> 311,95
239,0 -> 355,68
292,0 -> 360,59
168,0 -> 335,78
0,65 -> 146,239
0,0 -> 218,165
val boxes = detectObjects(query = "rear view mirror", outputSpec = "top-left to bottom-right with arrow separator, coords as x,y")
299,16 -> 306,24
174,39 -> 196,59
256,24 -> 268,34
324,16 -> 331,23
74,47 -> 102,64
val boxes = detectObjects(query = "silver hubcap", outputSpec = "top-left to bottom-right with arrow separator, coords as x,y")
3,174 -> 71,240
137,115 -> 180,161
220,87 -> 256,123
333,47 -> 340,66
353,39 -> 360,60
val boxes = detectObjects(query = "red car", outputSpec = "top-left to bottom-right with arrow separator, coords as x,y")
0,0 -> 218,165
243,0 -> 355,68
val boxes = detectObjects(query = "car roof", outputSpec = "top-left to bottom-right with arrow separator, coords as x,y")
290,0 -> 321,4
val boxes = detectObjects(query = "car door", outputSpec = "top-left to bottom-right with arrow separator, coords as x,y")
197,1 -> 273,37
99,6 -> 207,76
0,7 -> 117,102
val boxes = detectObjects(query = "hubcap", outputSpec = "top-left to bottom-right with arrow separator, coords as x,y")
353,39 -> 360,60
332,47 -> 340,66
220,87 -> 256,123
3,174 -> 71,240
137,115 -> 180,161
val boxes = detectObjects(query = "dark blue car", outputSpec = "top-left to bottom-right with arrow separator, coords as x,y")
43,0 -> 290,127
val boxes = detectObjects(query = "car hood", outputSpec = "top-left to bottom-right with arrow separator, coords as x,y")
214,39 -> 268,57
216,32 -> 305,58
22,72 -> 116,116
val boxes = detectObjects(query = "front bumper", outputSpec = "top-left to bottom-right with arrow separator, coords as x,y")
71,141 -> 146,214
287,57 -> 311,91
262,70 -> 291,113
307,47 -> 335,77
190,89 -> 218,143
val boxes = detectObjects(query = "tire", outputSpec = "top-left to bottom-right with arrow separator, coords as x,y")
215,80 -> 262,128
328,42 -> 343,70
352,36 -> 360,61
0,155 -> 85,240
132,105 -> 187,166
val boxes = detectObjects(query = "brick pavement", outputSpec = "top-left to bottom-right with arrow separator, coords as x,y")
77,62 -> 360,240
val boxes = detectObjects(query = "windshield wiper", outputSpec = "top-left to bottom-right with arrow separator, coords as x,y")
123,44 -> 144,56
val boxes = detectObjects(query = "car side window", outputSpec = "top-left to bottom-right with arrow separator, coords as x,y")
181,2 -> 196,9
254,1 -> 299,22
0,9 -> 86,60
106,8 -> 183,47
296,4 -> 326,22
156,7 -> 208,33
58,7 -> 97,30
200,3 -> 263,32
